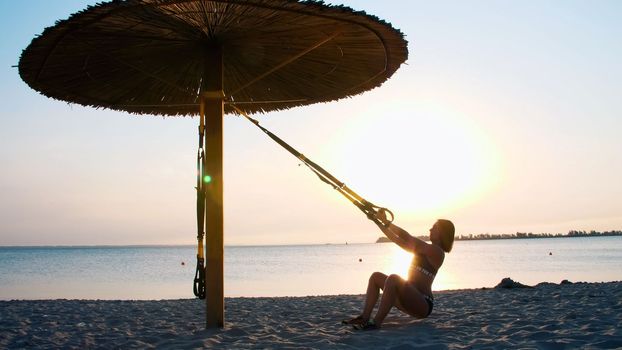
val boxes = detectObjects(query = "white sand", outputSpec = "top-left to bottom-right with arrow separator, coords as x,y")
1,281 -> 621,349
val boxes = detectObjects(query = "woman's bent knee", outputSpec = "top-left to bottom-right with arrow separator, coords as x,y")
370,271 -> 384,280
369,272 -> 387,287
385,274 -> 403,288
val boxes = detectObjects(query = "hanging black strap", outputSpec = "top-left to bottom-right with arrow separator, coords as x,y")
231,105 -> 394,228
193,124 -> 206,299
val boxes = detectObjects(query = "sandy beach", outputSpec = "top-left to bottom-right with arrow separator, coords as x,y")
1,280 -> 620,349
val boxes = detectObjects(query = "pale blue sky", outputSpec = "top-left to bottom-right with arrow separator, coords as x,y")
1,1 -> 621,246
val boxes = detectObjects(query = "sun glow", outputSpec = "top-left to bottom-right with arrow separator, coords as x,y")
383,244 -> 454,291
323,102 -> 500,215
383,245 -> 412,279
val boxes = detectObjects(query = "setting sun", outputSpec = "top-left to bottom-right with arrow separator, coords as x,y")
324,101 -> 501,215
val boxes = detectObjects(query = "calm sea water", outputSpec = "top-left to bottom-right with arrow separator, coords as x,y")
1,236 -> 620,300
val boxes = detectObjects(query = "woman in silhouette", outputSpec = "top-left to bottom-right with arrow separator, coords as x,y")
344,210 -> 455,330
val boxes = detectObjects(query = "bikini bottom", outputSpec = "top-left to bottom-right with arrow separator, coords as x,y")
423,294 -> 434,317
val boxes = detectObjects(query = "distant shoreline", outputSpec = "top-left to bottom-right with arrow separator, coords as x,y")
2,230 -> 620,248
376,230 -> 622,243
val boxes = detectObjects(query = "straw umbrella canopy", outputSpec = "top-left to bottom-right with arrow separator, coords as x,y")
18,0 -> 408,328
19,0 -> 407,115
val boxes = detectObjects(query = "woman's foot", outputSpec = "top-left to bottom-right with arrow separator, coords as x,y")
341,315 -> 365,325
353,319 -> 379,330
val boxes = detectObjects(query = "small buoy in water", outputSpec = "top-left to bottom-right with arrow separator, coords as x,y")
181,261 -> 185,266
359,258 -> 362,262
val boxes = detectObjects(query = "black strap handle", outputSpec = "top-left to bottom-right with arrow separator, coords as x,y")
193,257 -> 205,299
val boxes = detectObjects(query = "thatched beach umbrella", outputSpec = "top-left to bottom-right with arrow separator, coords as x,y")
19,0 -> 408,327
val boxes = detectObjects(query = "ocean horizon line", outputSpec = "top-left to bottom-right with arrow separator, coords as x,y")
2,232 -> 620,249
0,242 -> 370,249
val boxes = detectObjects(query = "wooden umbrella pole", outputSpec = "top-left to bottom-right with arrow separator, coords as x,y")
202,44 -> 225,328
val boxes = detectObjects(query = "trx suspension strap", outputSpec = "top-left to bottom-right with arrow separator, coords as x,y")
231,105 -> 394,228
193,103 -> 206,299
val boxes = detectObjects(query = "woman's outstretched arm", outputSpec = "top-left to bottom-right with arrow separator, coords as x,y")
374,210 -> 429,254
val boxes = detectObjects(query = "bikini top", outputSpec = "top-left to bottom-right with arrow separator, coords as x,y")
412,253 -> 438,279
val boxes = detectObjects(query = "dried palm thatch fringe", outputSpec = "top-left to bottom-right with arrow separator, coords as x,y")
19,0 -> 408,117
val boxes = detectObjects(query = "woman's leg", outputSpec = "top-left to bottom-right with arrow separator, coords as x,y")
395,283 -> 431,319
372,274 -> 431,325
372,274 -> 402,325
361,272 -> 387,321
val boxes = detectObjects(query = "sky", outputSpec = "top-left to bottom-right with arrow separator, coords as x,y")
1,1 -> 621,246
